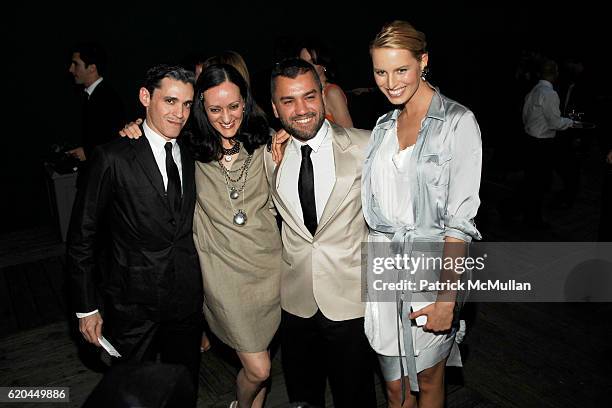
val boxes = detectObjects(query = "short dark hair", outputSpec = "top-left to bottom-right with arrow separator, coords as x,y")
72,41 -> 108,76
143,64 -> 195,96
185,63 -> 269,163
270,58 -> 323,98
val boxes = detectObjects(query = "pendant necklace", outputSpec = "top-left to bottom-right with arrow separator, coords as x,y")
219,149 -> 253,226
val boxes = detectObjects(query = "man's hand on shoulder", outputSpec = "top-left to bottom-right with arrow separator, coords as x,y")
79,312 -> 103,346
118,118 -> 144,139
66,147 -> 86,161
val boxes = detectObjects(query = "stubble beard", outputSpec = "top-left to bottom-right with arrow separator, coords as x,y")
280,112 -> 325,142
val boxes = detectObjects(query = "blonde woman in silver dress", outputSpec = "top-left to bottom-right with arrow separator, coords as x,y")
362,21 -> 482,407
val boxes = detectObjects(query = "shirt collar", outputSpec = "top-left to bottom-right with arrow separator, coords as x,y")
85,77 -> 103,96
424,85 -> 445,121
143,120 -> 176,151
538,79 -> 553,89
290,119 -> 330,154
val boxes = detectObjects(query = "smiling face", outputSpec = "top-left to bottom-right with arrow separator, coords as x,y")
202,80 -> 244,143
272,71 -> 325,142
139,77 -> 194,140
371,47 -> 427,106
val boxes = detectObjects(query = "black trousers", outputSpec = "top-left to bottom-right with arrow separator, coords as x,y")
523,136 -> 556,223
109,310 -> 203,393
554,131 -> 581,206
281,309 -> 377,408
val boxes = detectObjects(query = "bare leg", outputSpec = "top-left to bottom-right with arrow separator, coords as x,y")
415,359 -> 447,408
200,331 -> 211,352
385,377 -> 417,408
235,350 -> 270,408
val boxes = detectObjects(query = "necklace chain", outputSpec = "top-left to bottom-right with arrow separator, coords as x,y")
218,151 -> 252,226
219,153 -> 253,195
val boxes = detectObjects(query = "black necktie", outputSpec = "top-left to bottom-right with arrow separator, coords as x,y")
164,142 -> 182,216
298,145 -> 317,235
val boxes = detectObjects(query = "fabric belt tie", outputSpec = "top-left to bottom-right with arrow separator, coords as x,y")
375,224 -> 419,397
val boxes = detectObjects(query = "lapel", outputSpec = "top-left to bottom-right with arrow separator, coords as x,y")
315,124 -> 357,237
131,130 -> 166,200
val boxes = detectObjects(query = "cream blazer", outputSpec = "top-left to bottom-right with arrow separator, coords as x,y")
264,123 -> 369,321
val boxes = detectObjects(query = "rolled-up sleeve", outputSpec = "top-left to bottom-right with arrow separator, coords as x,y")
443,111 -> 482,242
543,91 -> 573,131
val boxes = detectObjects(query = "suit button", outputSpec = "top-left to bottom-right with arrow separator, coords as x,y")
170,220 -> 176,226
313,242 -> 319,249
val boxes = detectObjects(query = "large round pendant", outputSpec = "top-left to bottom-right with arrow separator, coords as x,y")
233,210 -> 247,226
229,188 -> 239,200
224,155 -> 233,162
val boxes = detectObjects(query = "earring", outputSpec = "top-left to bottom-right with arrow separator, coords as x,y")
421,66 -> 429,81
199,93 -> 204,101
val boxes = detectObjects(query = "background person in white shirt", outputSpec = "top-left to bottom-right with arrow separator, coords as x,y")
522,58 -> 575,228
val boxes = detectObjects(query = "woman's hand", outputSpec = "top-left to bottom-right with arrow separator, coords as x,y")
410,302 -> 455,333
272,129 -> 291,165
118,118 -> 144,139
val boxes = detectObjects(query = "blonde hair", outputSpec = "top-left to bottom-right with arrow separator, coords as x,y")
370,20 -> 427,60
202,50 -> 251,86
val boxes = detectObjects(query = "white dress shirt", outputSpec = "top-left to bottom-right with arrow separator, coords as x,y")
523,80 -> 573,139
277,120 -> 335,226
142,120 -> 183,192
84,77 -> 103,98
76,119 -> 183,318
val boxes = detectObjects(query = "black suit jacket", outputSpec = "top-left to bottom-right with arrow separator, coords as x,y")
67,134 -> 202,323
82,79 -> 126,158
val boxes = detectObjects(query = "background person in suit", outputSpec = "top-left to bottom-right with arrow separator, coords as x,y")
268,58 -> 376,408
67,41 -> 126,161
67,65 -> 203,397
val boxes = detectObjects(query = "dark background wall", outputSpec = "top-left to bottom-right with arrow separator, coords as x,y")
1,1 -> 604,233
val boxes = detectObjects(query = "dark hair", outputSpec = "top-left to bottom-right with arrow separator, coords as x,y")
143,64 -> 195,96
185,64 -> 269,163
298,38 -> 338,82
270,58 -> 323,98
202,51 -> 251,86
72,41 -> 108,76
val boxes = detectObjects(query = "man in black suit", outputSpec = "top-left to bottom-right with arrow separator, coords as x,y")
67,42 -> 125,161
67,65 -> 203,393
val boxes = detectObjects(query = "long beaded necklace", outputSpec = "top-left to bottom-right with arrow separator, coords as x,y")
218,151 -> 253,226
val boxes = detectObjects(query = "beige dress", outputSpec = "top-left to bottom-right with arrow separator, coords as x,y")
193,145 -> 281,352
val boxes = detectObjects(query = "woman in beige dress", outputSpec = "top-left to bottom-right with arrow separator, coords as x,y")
121,63 -> 281,408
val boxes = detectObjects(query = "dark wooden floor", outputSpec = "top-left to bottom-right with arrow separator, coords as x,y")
1,140 -> 610,407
